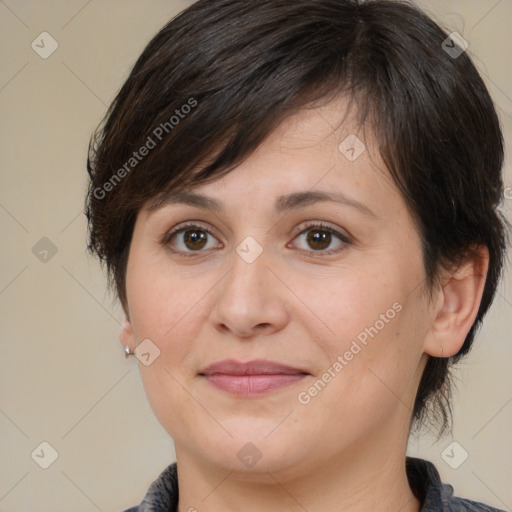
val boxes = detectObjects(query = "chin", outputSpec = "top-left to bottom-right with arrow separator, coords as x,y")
195,427 -> 308,476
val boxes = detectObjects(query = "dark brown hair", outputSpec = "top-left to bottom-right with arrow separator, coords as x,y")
86,0 -> 508,435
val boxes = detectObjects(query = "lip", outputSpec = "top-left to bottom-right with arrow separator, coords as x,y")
199,359 -> 310,397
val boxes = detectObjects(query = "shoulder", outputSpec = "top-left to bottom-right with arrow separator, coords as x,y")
445,494 -> 508,512
120,462 -> 179,512
406,457 -> 506,512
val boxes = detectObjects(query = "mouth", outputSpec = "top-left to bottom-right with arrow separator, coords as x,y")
198,359 -> 310,397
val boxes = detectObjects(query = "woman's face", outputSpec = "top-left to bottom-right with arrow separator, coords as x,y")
122,100 -> 437,477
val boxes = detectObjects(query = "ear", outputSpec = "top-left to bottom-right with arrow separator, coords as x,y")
119,314 -> 135,352
423,246 -> 489,358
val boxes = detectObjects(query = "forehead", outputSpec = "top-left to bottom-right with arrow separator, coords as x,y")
266,97 -> 368,152
215,101 -> 382,193
144,98 -> 408,229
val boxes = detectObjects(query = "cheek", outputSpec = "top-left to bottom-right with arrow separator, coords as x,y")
124,253 -> 213,422
292,257 -> 426,403
293,304 -> 425,444
294,264 -> 405,349
125,264 -> 208,439
126,249 -> 201,339
138,363 -> 211,447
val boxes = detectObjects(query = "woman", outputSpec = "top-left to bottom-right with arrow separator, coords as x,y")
86,0 -> 508,510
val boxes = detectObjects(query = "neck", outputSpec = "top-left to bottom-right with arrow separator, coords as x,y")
175,427 -> 421,512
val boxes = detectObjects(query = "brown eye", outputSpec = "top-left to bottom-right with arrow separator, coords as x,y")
165,224 -> 221,254
292,223 -> 350,255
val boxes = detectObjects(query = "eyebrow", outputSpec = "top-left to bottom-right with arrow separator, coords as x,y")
149,189 -> 376,218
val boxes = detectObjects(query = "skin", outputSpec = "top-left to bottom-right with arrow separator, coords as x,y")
120,98 -> 488,512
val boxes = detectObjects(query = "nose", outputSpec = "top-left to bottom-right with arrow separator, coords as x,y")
210,245 -> 290,339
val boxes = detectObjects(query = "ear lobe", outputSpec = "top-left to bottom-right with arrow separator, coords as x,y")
423,246 -> 489,358
119,315 -> 135,351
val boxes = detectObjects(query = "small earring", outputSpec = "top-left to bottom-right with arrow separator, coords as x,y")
125,346 -> 134,358
440,345 -> 444,357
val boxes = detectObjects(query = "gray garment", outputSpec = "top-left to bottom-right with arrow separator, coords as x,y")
123,457 -> 506,512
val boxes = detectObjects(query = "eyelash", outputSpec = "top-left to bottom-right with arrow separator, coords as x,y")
162,221 -> 351,258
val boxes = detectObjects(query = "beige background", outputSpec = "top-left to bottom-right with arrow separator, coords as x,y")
0,1 -> 510,511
